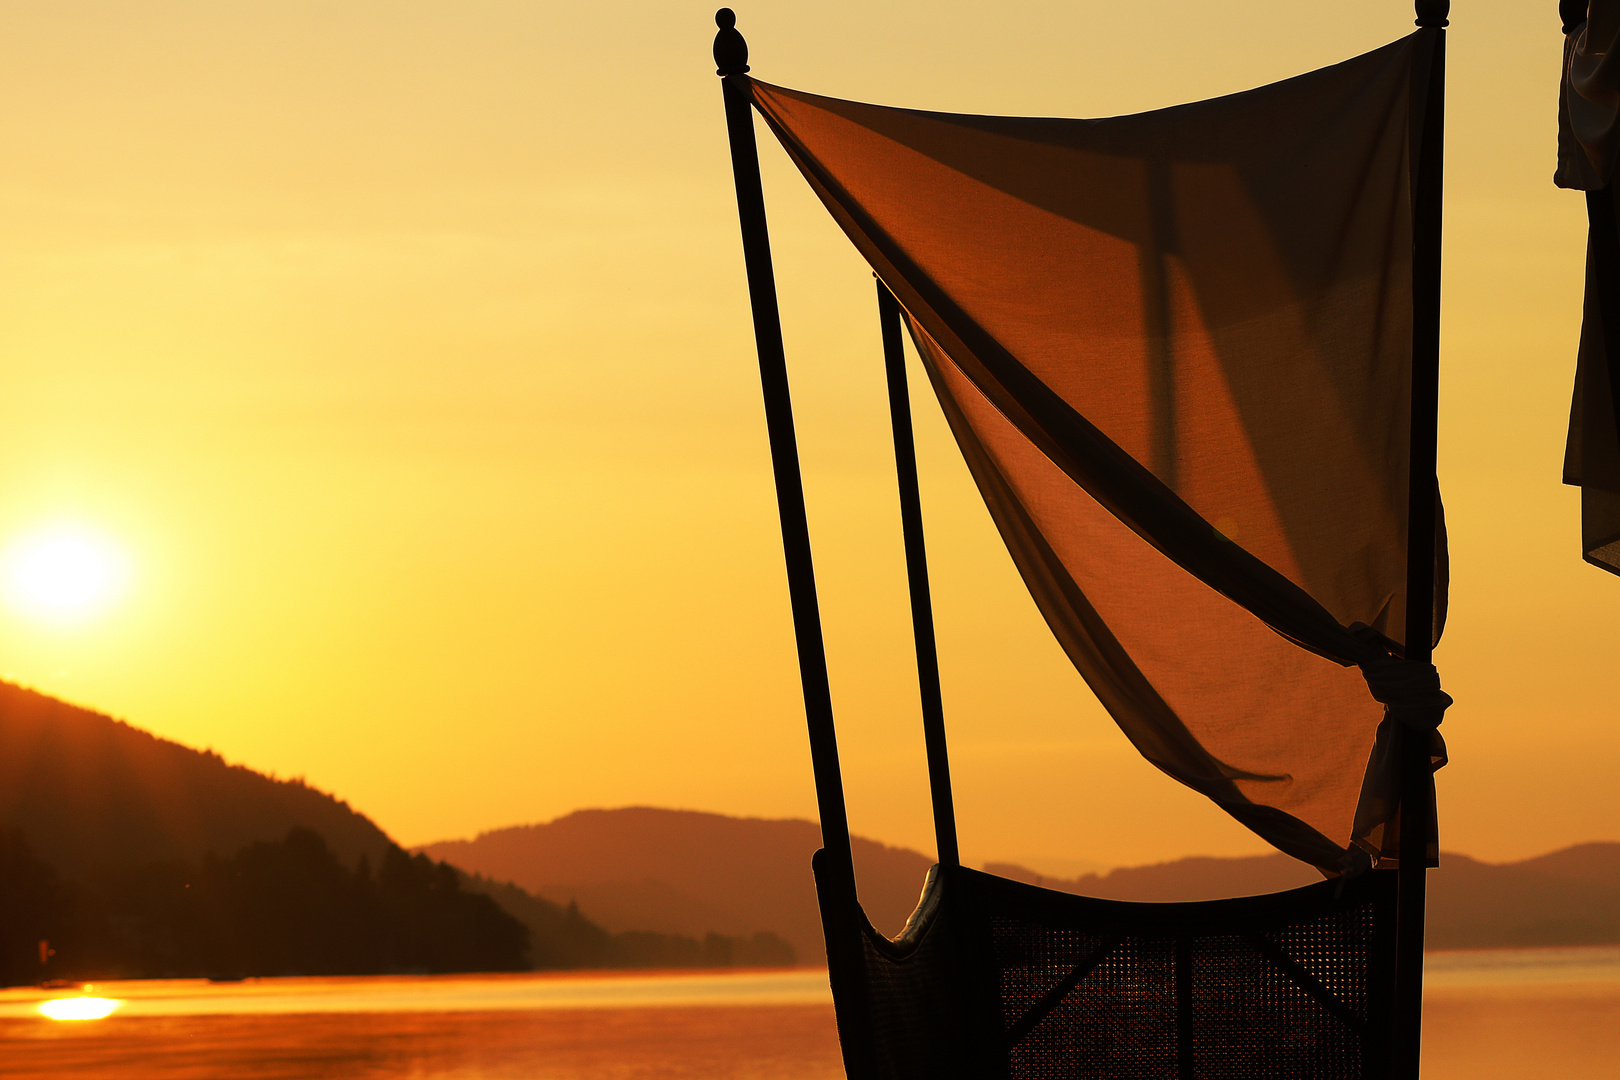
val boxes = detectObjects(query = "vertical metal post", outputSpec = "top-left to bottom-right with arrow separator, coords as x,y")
876,281 -> 960,867
712,10 -> 857,895
1396,3 -> 1448,1076
714,18 -> 877,1076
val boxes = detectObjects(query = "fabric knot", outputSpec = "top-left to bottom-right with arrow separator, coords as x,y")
1358,656 -> 1451,731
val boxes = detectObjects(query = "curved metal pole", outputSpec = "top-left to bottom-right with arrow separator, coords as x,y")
714,18 -> 877,1075
1395,3 -> 1449,1076
712,10 -> 857,894
876,280 -> 960,867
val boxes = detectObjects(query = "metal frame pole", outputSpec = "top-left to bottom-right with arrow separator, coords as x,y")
876,281 -> 960,867
1394,3 -> 1448,1076
712,10 -> 857,894
714,15 -> 877,1074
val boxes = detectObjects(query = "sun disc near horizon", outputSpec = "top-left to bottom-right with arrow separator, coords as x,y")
1,525 -> 130,625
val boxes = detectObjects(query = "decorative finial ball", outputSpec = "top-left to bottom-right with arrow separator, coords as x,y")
713,8 -> 749,75
1414,0 -> 1449,26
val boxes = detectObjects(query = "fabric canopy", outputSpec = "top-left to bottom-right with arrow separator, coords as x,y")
751,30 -> 1449,873
1557,3 -> 1620,576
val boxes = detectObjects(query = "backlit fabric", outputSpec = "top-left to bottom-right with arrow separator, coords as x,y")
750,31 -> 1447,871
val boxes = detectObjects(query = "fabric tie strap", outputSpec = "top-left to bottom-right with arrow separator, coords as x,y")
1346,627 -> 1447,864
1349,622 -> 1451,735
1358,656 -> 1451,732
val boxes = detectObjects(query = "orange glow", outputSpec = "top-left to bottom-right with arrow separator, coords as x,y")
0,0 -> 1610,870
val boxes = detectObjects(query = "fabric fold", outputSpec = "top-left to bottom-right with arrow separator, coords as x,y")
1557,6 -> 1620,575
751,29 -> 1448,870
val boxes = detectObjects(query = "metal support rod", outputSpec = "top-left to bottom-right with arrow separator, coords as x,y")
876,280 -> 960,867
1395,4 -> 1448,1076
712,10 -> 857,896
715,20 -> 876,1075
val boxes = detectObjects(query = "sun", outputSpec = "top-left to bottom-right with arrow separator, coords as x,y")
1,525 -> 130,625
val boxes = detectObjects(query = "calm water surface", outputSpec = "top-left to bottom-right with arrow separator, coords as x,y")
1,949 -> 1614,1079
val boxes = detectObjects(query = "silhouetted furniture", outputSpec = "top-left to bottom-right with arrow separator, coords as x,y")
817,856 -> 1395,1080
715,4 -> 1451,1078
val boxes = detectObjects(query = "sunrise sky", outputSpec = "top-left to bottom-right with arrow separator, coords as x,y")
0,0 -> 1612,872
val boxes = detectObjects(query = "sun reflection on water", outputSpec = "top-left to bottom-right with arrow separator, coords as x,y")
37,996 -> 123,1021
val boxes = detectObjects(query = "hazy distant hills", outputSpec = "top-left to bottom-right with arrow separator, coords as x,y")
420,808 -> 936,963
987,846 -> 1620,946
428,809 -> 1620,957
0,681 -> 393,876
1423,846 -> 1620,948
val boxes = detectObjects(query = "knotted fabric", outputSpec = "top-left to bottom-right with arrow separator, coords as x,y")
1359,658 -> 1451,733
1345,630 -> 1450,867
1354,618 -> 1453,737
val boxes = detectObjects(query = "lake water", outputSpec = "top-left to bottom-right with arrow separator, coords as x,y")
1,948 -> 1615,1079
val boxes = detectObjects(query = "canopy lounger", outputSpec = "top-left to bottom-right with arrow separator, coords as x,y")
714,4 -> 1454,1078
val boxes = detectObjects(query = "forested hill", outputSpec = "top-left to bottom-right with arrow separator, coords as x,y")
0,826 -> 529,985
0,681 -> 392,875
0,685 -> 798,985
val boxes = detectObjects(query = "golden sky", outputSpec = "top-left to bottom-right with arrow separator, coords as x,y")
0,0 -> 1613,871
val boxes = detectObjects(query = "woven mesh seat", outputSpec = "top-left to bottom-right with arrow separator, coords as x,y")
820,857 -> 1396,1080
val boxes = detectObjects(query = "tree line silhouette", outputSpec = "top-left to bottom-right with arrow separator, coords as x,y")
1,826 -> 525,983
468,873 -> 795,969
1,825 -> 794,986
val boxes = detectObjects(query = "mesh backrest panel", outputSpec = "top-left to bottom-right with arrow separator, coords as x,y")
1001,933 -> 1178,1080
860,911 -> 974,1078
840,867 -> 1394,1080
1186,935 -> 1362,1080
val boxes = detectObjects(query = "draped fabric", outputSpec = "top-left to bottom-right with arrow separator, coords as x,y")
750,30 -> 1449,873
1558,1 -> 1620,189
1557,4 -> 1620,576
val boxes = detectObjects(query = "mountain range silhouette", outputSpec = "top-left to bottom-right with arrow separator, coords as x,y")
2,679 -> 1614,972
423,808 -> 1620,962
